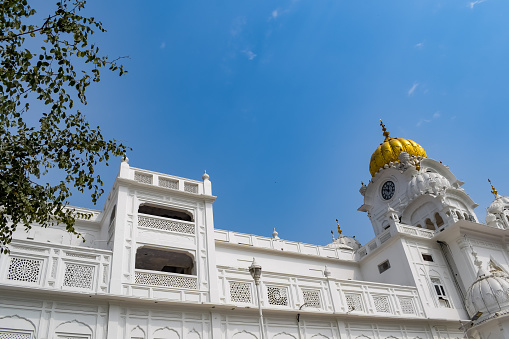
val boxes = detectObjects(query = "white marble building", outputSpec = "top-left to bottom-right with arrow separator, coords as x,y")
2,124 -> 509,339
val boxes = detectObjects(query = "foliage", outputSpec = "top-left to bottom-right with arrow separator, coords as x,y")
0,0 -> 129,253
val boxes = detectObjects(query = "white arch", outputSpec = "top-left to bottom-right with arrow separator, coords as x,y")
55,319 -> 93,335
153,327 -> 180,339
232,330 -> 258,339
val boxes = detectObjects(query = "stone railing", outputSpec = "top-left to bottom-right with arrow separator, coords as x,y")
137,214 -> 195,235
357,223 -> 435,260
131,168 -> 203,195
0,241 -> 111,293
214,230 -> 355,261
134,270 -> 197,290
220,267 -> 425,318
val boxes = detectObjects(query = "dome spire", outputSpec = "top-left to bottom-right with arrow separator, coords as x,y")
336,219 -> 342,235
488,179 -> 498,197
380,119 -> 391,142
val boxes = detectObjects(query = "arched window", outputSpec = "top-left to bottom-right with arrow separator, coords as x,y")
463,212 -> 469,220
435,213 -> 444,227
138,204 -> 193,222
456,211 -> 462,220
425,218 -> 435,231
416,224 -> 422,228
136,247 -> 195,275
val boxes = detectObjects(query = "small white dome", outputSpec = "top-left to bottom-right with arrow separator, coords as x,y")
465,268 -> 509,323
327,235 -> 361,251
487,195 -> 509,214
407,172 -> 451,200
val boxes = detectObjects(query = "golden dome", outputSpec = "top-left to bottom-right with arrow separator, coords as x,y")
369,121 -> 427,176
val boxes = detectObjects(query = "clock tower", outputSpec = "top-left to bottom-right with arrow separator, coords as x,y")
358,121 -> 478,236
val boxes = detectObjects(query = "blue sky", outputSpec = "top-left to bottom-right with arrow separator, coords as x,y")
62,0 -> 509,246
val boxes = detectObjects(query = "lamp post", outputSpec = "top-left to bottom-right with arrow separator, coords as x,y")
249,258 -> 265,339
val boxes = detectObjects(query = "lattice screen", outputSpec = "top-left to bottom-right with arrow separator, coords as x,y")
134,172 -> 152,184
345,293 -> 363,312
0,331 -> 31,339
63,263 -> 94,289
398,297 -> 415,314
184,183 -> 198,193
267,286 -> 289,306
135,271 -> 197,289
302,290 -> 321,308
7,257 -> 42,283
373,295 -> 391,313
138,215 -> 195,235
159,178 -> 179,190
229,281 -> 252,303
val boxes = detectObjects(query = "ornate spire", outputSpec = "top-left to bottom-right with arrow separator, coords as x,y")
380,119 -> 391,142
488,179 -> 498,197
336,219 -> 342,235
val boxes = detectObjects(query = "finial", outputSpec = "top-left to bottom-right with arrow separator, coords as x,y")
121,155 -> 129,163
272,228 -> 280,239
202,170 -> 209,180
488,179 -> 498,197
336,219 -> 342,235
330,230 -> 335,242
380,119 -> 391,141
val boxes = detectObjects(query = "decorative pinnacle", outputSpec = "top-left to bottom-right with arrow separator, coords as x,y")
488,179 -> 498,197
380,119 -> 391,141
336,219 -> 342,235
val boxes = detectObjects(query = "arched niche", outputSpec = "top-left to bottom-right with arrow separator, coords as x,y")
135,246 -> 195,275
402,195 -> 441,227
0,315 -> 36,332
153,327 -> 180,339
55,319 -> 93,336
273,332 -> 297,339
131,325 -> 145,339
138,203 -> 193,222
232,330 -> 258,339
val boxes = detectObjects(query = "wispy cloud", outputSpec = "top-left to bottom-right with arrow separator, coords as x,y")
271,9 -> 279,19
415,42 -> 424,49
160,42 -> 166,49
408,83 -> 419,96
417,111 -> 441,127
230,17 -> 246,37
242,50 -> 257,60
469,0 -> 487,8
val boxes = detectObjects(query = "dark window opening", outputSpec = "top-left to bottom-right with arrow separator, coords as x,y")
422,254 -> 434,262
434,213 -> 444,227
425,218 -> 435,231
378,260 -> 391,274
138,204 -> 193,222
109,205 -> 116,225
135,247 -> 195,275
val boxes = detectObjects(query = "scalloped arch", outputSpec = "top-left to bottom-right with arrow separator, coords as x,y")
55,319 -> 93,335
0,315 -> 36,331
153,326 -> 180,339
232,330 -> 258,339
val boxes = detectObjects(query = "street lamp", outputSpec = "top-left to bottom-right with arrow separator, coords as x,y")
249,258 -> 265,339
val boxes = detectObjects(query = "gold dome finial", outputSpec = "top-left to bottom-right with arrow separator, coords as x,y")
336,219 -> 342,235
369,121 -> 427,176
380,119 -> 391,142
488,179 -> 498,197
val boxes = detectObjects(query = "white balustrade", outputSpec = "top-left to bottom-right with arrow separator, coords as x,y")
0,242 -> 111,293
138,214 -> 195,235
221,268 -> 424,318
134,269 -> 197,290
131,168 -> 204,195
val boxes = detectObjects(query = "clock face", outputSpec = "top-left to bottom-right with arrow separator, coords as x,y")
381,181 -> 395,200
